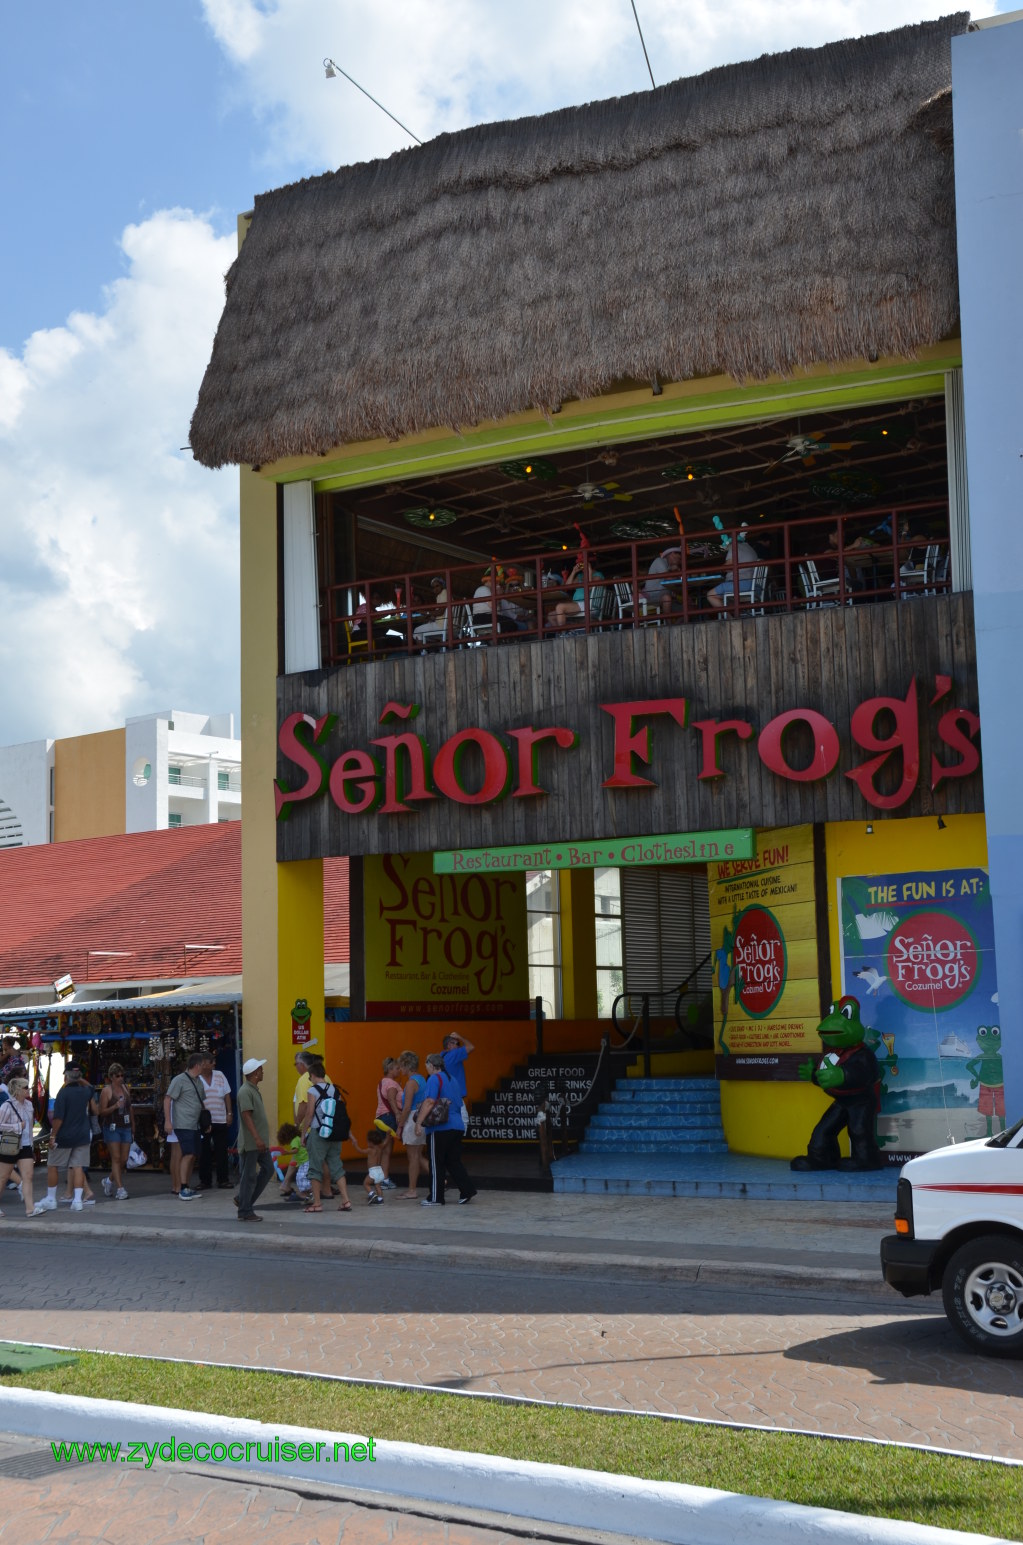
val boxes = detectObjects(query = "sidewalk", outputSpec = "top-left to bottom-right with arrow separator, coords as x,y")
5,1168 -> 896,1294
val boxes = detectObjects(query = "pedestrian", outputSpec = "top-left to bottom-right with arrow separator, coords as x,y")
33,1063 -> 97,1215
291,1045 -> 318,1119
299,1059 -> 352,1213
0,1075 -> 36,1218
98,1063 -> 134,1200
363,1130 -> 387,1205
197,1053 -> 234,1190
372,1057 -> 402,1189
415,1052 -> 477,1208
441,1032 -> 474,1130
234,1057 -> 274,1222
276,1122 -> 311,1199
398,1051 -> 428,1199
163,1053 -> 207,1200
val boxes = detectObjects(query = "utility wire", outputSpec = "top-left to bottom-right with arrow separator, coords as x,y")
323,59 -> 423,145
629,0 -> 656,89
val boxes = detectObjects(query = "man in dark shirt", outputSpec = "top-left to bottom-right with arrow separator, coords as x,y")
34,1064 -> 97,1214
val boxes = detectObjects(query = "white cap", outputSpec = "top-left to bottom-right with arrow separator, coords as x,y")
242,1057 -> 267,1076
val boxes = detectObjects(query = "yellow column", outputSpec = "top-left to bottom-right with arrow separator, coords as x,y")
560,870 -> 597,1019
239,465 -> 325,1130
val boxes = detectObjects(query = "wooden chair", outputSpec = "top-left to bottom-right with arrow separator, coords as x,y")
340,620 -> 370,664
613,580 -> 659,626
798,560 -> 848,608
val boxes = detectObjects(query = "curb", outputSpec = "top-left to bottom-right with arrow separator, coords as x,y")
3,1220 -> 890,1297
1,1388 -> 1008,1545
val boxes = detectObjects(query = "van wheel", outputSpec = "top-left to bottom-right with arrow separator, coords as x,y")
942,1236 -> 1023,1358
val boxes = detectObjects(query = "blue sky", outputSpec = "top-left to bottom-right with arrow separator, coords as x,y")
0,0 -> 994,749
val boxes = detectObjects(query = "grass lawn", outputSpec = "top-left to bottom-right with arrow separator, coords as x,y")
2,1352 -> 1021,1539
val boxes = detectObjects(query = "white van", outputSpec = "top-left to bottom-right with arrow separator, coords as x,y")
880,1115 -> 1023,1358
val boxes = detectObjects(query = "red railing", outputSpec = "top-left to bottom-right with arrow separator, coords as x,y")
321,501 -> 950,668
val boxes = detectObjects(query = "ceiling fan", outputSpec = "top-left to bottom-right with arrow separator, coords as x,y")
568,480 -> 633,509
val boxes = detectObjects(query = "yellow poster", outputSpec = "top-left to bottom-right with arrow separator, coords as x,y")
709,825 -> 821,1066
365,852 -> 529,1019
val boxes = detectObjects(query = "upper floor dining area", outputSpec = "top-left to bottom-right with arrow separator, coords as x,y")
312,392 -> 962,671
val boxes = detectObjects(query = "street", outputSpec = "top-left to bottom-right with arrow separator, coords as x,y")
1,1233 -> 1020,1461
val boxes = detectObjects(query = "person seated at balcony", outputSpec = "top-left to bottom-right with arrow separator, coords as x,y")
413,577 -> 450,645
643,548 -> 682,615
349,592 -> 402,650
706,533 -> 759,610
548,551 -> 606,628
473,566 -> 518,634
498,567 -> 532,631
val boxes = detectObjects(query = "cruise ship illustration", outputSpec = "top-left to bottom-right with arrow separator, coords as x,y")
937,1033 -> 970,1058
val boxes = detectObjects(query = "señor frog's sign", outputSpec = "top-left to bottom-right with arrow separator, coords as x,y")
275,677 -> 980,822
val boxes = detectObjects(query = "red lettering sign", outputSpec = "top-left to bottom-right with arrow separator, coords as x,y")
275,675 -> 980,821
733,905 -> 787,1017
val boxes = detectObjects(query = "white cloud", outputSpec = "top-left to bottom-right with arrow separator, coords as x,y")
201,0 -> 969,174
0,211 -> 239,744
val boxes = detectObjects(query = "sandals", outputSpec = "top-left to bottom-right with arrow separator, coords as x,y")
337,1201 -> 352,1212
302,1203 -> 323,1213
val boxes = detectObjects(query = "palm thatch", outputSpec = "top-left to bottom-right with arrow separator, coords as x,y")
190,15 -> 968,470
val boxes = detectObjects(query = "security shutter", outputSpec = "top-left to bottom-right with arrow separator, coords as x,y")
621,866 -> 711,993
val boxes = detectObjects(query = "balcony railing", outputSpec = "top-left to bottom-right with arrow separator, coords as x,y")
321,500 -> 950,670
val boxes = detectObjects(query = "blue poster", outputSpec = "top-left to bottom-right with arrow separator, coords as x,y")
838,868 -> 1002,1160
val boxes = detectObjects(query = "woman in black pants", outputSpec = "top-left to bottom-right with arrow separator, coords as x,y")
413,1053 -> 477,1207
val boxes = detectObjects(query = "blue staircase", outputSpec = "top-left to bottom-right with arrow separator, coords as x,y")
579,1077 -> 728,1156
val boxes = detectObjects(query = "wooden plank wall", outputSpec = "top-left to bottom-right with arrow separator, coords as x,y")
277,593 -> 980,860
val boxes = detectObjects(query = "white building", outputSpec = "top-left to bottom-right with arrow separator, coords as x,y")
0,709 -> 241,847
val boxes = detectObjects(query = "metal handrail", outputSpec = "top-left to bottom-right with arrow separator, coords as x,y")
321,499 -> 951,667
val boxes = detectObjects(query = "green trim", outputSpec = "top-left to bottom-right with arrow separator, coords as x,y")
268,356 -> 960,491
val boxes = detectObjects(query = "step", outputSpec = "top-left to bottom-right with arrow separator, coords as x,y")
589,1116 -> 724,1138
618,1078 -> 718,1092
579,1138 -> 730,1155
609,1093 -> 720,1113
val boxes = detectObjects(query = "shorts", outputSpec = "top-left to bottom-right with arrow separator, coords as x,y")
175,1128 -> 201,1157
305,1130 -> 345,1184
103,1126 -> 132,1146
49,1143 -> 91,1170
402,1114 -> 424,1146
295,1161 -> 309,1191
977,1084 -> 1005,1118
373,1112 -> 398,1136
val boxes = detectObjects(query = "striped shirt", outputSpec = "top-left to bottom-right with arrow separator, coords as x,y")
200,1070 -> 231,1125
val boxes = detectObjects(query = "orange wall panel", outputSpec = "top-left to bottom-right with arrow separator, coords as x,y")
53,729 -> 126,842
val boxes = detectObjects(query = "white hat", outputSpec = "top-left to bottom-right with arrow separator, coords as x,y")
242,1057 -> 267,1076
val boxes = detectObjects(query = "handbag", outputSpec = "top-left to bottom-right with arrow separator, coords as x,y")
189,1075 -> 213,1134
421,1073 -> 452,1129
0,1128 -> 21,1160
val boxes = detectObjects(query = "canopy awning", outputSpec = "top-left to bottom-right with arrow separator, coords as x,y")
0,964 -> 350,1023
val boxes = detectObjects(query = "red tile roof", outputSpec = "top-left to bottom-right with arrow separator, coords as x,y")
0,826 -> 348,989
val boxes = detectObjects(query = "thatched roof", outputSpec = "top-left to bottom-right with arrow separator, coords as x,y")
190,15 -> 968,470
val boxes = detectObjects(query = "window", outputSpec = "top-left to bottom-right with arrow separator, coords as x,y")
168,813 -> 183,828
594,867 -> 623,1018
168,766 -> 182,786
526,869 -> 561,1017
217,770 -> 230,791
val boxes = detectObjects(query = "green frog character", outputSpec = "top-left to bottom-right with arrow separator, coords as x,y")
791,995 -> 884,1171
964,1025 -> 1005,1136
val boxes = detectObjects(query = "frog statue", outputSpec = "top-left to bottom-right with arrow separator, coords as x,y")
965,1025 -> 1005,1137
790,995 -> 885,1171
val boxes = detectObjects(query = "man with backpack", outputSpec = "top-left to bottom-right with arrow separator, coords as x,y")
299,1056 -> 352,1212
235,1057 -> 273,1223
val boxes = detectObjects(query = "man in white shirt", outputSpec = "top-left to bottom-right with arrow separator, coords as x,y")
197,1053 -> 234,1190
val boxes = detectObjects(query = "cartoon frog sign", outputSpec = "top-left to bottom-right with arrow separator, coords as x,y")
791,995 -> 885,1171
290,998 -> 313,1046
965,1025 -> 1005,1136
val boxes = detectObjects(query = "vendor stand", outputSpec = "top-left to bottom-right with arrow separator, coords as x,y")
0,990 -> 242,1175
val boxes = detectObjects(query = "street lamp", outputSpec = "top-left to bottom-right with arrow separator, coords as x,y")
323,58 -> 423,145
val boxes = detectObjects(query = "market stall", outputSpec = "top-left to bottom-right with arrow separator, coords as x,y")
0,990 -> 242,1174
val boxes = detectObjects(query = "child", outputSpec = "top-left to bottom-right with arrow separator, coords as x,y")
277,1123 -> 311,1199
363,1129 -> 387,1205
